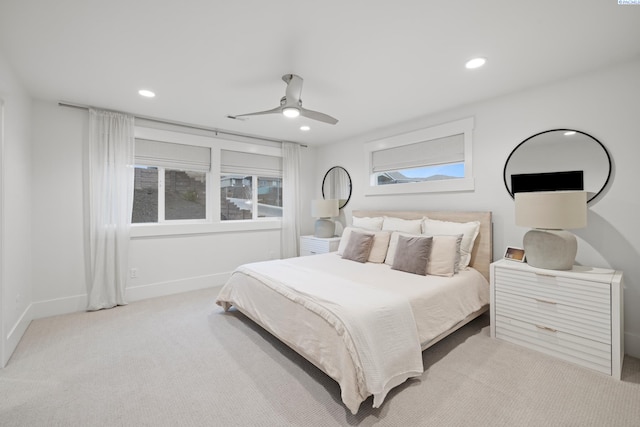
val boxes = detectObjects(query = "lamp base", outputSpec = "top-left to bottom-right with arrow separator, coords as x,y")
314,219 -> 335,238
523,229 -> 577,270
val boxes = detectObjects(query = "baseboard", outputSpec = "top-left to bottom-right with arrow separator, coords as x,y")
625,331 -> 640,359
126,272 -> 230,302
31,273 -> 231,321
3,303 -> 33,367
31,293 -> 88,320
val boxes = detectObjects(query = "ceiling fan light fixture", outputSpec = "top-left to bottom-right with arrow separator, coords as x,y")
282,107 -> 300,118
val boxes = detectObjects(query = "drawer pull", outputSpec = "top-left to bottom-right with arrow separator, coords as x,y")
534,272 -> 556,278
536,325 -> 557,333
534,298 -> 557,305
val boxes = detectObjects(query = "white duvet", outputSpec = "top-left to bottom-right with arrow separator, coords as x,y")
216,253 -> 489,413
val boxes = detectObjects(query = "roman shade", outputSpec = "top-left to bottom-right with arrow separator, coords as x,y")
371,133 -> 464,173
221,149 -> 282,175
135,139 -> 211,172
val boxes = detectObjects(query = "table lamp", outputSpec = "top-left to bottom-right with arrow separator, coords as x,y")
311,199 -> 339,238
515,190 -> 587,270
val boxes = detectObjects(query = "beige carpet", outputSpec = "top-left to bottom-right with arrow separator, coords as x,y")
1,287 -> 639,427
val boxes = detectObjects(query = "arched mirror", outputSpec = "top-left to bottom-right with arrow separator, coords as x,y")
504,129 -> 611,203
322,166 -> 352,209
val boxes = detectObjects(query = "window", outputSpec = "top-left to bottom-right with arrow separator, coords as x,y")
132,139 -> 211,223
365,117 -> 474,195
220,150 -> 282,221
130,126 -> 285,236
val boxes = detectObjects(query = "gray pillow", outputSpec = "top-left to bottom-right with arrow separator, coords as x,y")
341,231 -> 375,263
391,235 -> 433,275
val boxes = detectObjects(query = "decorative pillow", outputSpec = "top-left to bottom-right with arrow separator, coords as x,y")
391,235 -> 433,275
341,231 -> 375,263
384,231 -> 422,266
382,216 -> 423,234
337,227 -> 391,263
352,216 -> 384,231
422,218 -> 480,268
426,235 -> 460,277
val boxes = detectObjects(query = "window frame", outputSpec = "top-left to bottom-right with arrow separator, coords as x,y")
364,117 -> 475,196
131,166 -> 210,224
219,172 -> 283,221
131,127 -> 282,237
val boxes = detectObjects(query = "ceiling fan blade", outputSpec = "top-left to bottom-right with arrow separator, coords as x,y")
299,107 -> 339,125
228,105 -> 282,119
283,74 -> 303,104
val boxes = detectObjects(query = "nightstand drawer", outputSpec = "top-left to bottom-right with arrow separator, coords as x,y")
495,292 -> 611,344
496,315 -> 611,375
494,268 -> 610,314
300,235 -> 341,256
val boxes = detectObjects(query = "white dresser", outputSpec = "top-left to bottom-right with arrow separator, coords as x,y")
299,235 -> 341,256
490,259 -> 623,379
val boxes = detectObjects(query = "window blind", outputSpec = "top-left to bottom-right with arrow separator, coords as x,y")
221,150 -> 282,176
135,139 -> 211,172
371,133 -> 464,173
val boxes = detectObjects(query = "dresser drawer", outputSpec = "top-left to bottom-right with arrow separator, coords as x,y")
495,315 -> 611,375
494,268 -> 610,314
495,291 -> 611,344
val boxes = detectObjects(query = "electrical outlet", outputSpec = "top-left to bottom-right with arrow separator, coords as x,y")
129,268 -> 138,279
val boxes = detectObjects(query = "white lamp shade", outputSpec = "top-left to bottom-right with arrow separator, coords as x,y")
515,190 -> 587,230
311,199 -> 339,218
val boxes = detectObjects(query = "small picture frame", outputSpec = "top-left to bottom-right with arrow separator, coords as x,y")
504,246 -> 526,262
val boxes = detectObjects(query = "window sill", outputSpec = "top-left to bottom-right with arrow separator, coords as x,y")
131,219 -> 281,238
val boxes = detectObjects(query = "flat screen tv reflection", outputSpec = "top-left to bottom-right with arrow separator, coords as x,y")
511,170 -> 584,194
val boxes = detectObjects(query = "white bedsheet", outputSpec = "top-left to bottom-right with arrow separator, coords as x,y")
216,253 -> 489,413
230,258 -> 424,408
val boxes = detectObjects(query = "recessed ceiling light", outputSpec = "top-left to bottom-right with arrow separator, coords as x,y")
465,57 -> 486,69
300,125 -> 310,131
138,89 -> 156,98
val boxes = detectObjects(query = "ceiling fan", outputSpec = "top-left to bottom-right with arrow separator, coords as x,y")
227,74 -> 338,125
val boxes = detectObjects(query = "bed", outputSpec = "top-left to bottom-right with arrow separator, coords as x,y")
216,210 -> 492,414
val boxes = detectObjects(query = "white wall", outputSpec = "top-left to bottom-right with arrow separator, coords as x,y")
0,52 -> 33,367
314,59 -> 640,358
30,100 -> 317,317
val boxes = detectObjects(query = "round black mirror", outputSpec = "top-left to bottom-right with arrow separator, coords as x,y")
503,129 -> 611,203
322,166 -> 352,209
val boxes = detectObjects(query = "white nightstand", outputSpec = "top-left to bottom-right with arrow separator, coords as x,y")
300,235 -> 341,256
490,259 -> 623,379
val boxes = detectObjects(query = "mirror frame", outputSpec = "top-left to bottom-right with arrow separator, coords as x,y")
322,166 -> 352,209
503,129 -> 612,203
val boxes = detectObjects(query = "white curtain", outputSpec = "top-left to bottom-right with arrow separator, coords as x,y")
87,109 -> 135,311
281,142 -> 301,258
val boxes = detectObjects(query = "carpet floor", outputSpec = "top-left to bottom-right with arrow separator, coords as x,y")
1,287 -> 639,426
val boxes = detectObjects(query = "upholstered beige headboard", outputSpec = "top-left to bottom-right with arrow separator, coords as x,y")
352,210 -> 493,282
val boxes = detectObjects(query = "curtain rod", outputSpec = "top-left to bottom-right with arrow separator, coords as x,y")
57,101 -> 307,148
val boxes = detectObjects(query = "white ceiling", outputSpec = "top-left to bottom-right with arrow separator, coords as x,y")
1,1 -> 639,146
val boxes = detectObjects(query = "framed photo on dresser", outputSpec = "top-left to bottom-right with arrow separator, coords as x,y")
504,246 -> 526,262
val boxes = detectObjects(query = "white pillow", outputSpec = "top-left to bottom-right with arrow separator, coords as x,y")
422,218 -> 480,268
382,216 -> 423,234
384,231 -> 423,266
352,216 -> 384,230
338,227 -> 391,263
426,235 -> 460,277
